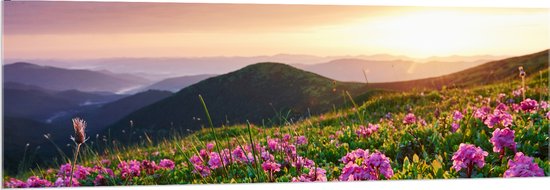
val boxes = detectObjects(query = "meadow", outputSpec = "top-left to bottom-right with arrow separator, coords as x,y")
3,67 -> 549,187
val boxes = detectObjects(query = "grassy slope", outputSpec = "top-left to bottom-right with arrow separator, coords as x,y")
13,67 -> 548,184
367,50 -> 548,91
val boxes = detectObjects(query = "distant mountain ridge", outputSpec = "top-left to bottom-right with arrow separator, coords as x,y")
134,74 -> 217,93
3,62 -> 150,93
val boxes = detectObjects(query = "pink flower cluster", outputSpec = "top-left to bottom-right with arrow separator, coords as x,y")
520,98 -> 539,113
503,152 -> 544,177
451,143 -> 488,173
339,149 -> 394,181
402,113 -> 416,125
118,160 -> 142,180
484,105 -> 513,128
490,128 -> 516,153
355,123 -> 380,138
5,176 -> 53,188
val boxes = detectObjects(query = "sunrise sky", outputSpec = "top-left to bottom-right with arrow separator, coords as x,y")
3,1 -> 549,59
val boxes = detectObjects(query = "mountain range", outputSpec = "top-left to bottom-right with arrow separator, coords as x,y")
4,62 -> 150,93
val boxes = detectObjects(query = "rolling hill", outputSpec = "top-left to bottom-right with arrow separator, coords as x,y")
106,62 -> 372,139
3,62 -> 149,93
57,90 -> 173,136
3,82 -> 125,122
296,59 -> 484,82
367,49 -> 549,91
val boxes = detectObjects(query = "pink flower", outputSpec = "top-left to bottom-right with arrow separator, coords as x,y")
451,122 -> 460,133
206,142 -> 215,152
159,159 -> 175,170
296,136 -> 308,145
189,155 -> 203,165
474,106 -> 491,120
208,152 -> 223,169
54,177 -> 79,187
356,123 -> 380,138
93,174 -> 108,186
511,103 -> 521,113
540,101 -> 548,110
453,110 -> 464,121
118,160 -> 141,180
520,98 -> 539,113
26,176 -> 52,187
267,138 -> 279,151
403,113 -> 416,125
503,152 -> 544,177
141,160 -> 159,175
5,178 -> 28,188
484,109 -> 513,128
283,134 -> 291,142
490,127 -> 516,153
339,149 -> 393,181
193,165 -> 211,177
451,143 -> 488,177
292,167 -> 327,182
261,161 -> 281,172
546,111 -> 550,120
57,163 -> 91,180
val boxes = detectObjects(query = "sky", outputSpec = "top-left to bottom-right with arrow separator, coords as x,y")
2,1 -> 549,59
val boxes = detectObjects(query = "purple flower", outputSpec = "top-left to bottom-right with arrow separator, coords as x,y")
474,106 -> 491,120
540,101 -> 548,110
453,110 -> 464,121
296,136 -> 308,145
5,178 -> 28,188
451,143 -> 488,177
520,98 -> 539,113
403,113 -> 416,125
503,152 -> 544,177
57,163 -> 91,180
261,161 -> 281,172
93,174 -> 108,186
26,176 -> 52,187
193,165 -> 211,177
490,127 -> 516,153
451,122 -> 460,133
189,155 -> 203,165
118,160 -> 141,180
141,160 -> 159,175
292,167 -> 327,182
54,177 -> 79,187
208,152 -> 223,169
484,109 -> 513,128
495,103 -> 509,111
512,104 -> 521,113
206,142 -> 215,152
159,159 -> 175,170
267,138 -> 279,151
339,149 -> 393,181
283,134 -> 291,142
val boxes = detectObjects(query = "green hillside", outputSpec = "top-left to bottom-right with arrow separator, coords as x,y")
367,49 -> 548,91
106,62 -> 375,140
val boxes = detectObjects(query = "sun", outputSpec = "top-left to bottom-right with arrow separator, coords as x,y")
347,10 -> 484,58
